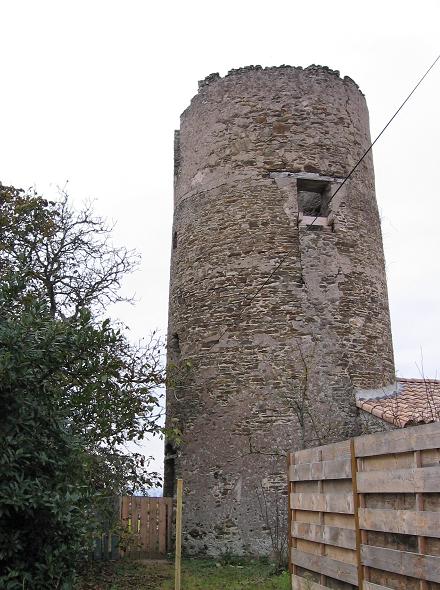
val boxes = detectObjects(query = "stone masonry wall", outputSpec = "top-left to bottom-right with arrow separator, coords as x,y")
165,65 -> 395,556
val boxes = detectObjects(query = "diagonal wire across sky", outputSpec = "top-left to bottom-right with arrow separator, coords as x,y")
204,53 -> 440,352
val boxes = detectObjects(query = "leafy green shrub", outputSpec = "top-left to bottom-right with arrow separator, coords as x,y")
0,184 -> 165,496
0,289 -> 92,588
0,185 -> 166,587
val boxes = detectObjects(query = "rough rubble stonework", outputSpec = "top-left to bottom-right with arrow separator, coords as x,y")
164,65 -> 395,556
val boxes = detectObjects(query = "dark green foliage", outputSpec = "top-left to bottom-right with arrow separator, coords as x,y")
0,184 -> 166,587
0,183 -> 165,493
0,288 -> 91,588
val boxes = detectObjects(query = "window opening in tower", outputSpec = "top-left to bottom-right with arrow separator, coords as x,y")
297,178 -> 331,218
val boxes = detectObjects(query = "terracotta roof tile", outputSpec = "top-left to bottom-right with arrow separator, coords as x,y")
356,378 -> 440,428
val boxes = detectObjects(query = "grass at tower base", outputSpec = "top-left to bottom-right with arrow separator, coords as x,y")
76,558 -> 291,589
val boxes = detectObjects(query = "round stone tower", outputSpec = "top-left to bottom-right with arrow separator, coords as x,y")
164,65 -> 395,556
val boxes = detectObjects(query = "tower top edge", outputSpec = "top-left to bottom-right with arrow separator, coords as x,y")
181,64 -> 364,119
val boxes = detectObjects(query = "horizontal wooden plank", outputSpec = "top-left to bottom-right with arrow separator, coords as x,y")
290,457 -> 352,482
357,465 -> 440,493
292,522 -> 356,550
292,573 -> 332,590
290,493 -> 354,514
291,548 -> 358,585
325,544 -> 357,566
363,582 -> 394,590
355,422 -> 440,457
361,544 -> 440,583
294,440 -> 351,464
359,508 -> 440,538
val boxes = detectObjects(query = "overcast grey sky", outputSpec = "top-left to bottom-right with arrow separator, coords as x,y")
1,0 -> 439,473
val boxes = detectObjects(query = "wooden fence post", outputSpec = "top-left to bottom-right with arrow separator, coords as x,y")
350,437 -> 363,589
287,453 -> 293,574
175,479 -> 183,590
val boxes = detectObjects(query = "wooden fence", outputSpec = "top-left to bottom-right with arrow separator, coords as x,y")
93,496 -> 173,560
120,496 -> 173,558
288,421 -> 440,590
92,530 -> 120,561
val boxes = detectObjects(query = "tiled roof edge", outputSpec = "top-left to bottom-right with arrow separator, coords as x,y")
356,399 -> 404,427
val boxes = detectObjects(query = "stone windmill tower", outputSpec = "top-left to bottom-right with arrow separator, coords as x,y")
164,65 -> 395,555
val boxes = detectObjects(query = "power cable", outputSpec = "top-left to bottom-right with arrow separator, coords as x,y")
308,53 -> 440,228
205,53 -> 440,351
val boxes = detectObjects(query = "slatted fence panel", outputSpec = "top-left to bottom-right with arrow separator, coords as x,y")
91,497 -> 121,560
92,531 -> 120,560
354,423 -> 440,590
120,496 -> 173,558
289,439 -> 359,589
289,422 -> 440,590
